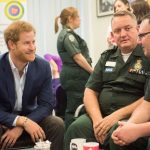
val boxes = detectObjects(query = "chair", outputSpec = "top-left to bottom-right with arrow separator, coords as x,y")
74,104 -> 85,118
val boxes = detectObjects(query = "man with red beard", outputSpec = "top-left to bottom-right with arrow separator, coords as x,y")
0,21 -> 64,150
64,11 -> 150,150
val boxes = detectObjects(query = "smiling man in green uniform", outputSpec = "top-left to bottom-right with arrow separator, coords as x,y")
63,10 -> 150,150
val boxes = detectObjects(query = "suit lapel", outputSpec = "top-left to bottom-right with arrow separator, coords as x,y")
3,54 -> 16,108
22,62 -> 34,106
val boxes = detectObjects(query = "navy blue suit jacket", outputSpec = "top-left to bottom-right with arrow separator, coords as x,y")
0,52 -> 54,127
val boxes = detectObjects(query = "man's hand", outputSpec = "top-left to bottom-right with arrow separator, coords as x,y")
93,118 -> 107,144
112,121 -> 140,146
93,113 -> 120,144
23,118 -> 46,142
16,116 -> 46,143
93,118 -> 103,143
0,126 -> 23,149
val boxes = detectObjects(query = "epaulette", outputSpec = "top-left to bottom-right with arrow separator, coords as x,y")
101,45 -> 118,55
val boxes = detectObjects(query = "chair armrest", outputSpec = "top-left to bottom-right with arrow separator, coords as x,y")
74,104 -> 84,118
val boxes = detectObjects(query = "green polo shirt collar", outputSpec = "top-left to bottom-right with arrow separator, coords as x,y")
109,44 -> 143,59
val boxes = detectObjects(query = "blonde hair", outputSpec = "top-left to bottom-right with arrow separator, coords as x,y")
4,20 -> 36,47
54,7 -> 78,33
111,10 -> 137,26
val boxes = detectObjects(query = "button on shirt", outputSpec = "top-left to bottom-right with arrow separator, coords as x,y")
9,54 -> 28,125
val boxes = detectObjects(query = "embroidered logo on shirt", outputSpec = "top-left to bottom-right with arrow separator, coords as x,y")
129,59 -> 144,75
134,59 -> 142,70
69,35 -> 75,42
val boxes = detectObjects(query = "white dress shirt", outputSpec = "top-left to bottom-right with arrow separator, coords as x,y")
9,54 -> 28,126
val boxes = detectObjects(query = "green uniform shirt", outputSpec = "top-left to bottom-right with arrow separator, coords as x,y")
144,78 -> 150,101
86,45 -> 150,116
57,26 -> 92,66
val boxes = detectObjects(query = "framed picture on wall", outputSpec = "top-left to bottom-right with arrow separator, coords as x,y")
97,0 -> 114,17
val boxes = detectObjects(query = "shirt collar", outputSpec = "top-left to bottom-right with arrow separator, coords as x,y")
110,44 -> 143,58
63,25 -> 73,32
8,53 -> 29,73
132,44 -> 144,57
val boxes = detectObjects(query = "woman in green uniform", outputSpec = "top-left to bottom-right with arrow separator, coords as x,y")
55,7 -> 93,129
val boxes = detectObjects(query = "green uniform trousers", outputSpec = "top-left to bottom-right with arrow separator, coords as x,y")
64,114 -> 149,150
104,123 -> 148,150
64,114 -> 97,150
65,91 -> 85,129
60,66 -> 89,129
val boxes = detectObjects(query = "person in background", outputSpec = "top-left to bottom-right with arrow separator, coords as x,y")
113,0 -> 133,13
64,11 -> 150,150
44,53 -> 66,119
55,7 -> 93,129
131,0 -> 150,26
107,0 -> 133,48
44,53 -> 62,79
110,13 -> 150,150
0,20 -> 64,150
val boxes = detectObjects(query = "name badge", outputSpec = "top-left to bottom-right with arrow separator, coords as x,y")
105,61 -> 116,67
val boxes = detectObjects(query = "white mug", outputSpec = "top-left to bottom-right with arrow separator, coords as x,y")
70,138 -> 86,150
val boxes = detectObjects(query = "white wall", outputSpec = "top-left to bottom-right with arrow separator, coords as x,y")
27,0 -> 113,66
88,0 -> 113,66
